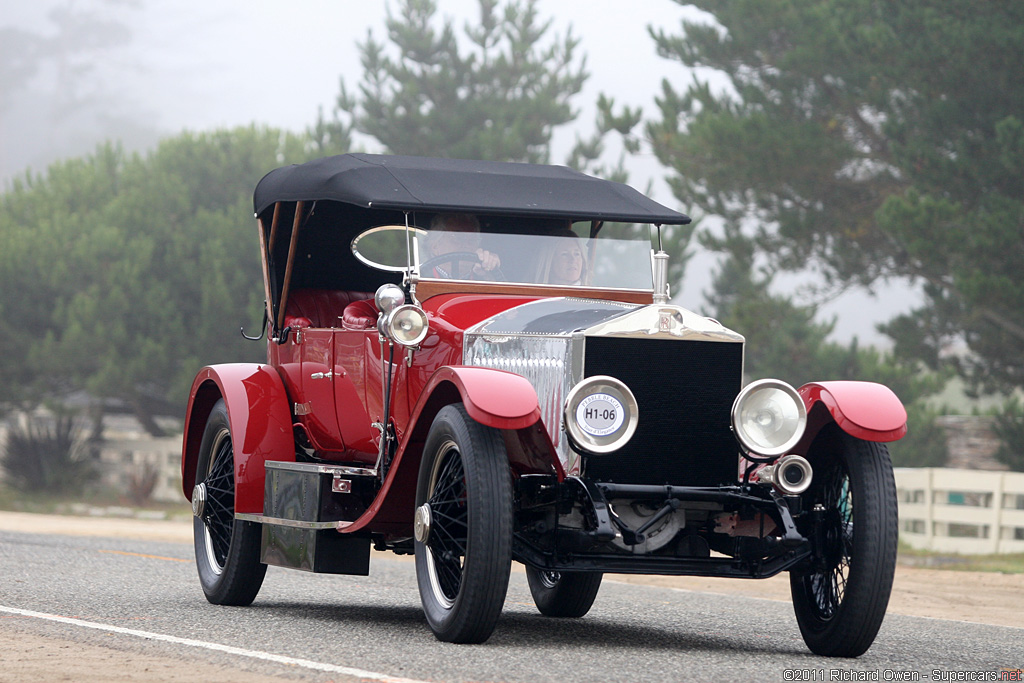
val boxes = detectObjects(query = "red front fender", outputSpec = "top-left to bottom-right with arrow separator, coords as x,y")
181,364 -> 294,514
342,365 -> 554,536
425,365 -> 542,430
799,381 -> 907,444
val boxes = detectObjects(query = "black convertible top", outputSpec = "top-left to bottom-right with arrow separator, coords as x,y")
253,153 -> 690,225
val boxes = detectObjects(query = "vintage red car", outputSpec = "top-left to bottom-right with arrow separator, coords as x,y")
181,154 -> 906,656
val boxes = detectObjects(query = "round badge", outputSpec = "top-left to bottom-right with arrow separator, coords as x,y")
575,393 -> 625,437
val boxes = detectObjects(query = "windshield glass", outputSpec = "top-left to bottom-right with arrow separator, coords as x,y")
353,224 -> 654,291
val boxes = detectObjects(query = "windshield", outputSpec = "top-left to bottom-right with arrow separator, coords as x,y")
353,224 -> 654,291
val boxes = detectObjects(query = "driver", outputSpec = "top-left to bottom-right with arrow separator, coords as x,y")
424,213 -> 501,279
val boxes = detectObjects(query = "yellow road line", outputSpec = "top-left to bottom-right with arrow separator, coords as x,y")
98,550 -> 190,563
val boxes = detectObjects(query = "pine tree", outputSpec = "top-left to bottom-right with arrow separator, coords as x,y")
648,0 -> 1024,397
319,0 -> 587,163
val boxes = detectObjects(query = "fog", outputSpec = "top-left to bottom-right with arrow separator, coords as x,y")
2,1 -> 689,179
0,0 -> 917,344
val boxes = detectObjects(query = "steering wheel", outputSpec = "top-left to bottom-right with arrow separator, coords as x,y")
419,252 -> 506,281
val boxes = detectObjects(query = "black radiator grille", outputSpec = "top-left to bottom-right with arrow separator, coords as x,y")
582,337 -> 743,486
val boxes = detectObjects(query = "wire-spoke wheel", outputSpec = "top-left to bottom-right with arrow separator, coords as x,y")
192,399 -> 266,606
414,403 -> 512,643
526,567 -> 603,618
790,426 -> 898,657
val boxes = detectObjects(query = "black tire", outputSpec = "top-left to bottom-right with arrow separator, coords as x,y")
192,399 -> 266,606
414,404 -> 512,643
526,568 -> 603,618
790,427 -> 898,657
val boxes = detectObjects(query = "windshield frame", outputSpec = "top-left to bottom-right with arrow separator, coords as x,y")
350,224 -> 427,273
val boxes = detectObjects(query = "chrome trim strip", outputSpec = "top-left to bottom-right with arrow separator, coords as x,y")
235,513 -> 354,530
264,460 -> 377,477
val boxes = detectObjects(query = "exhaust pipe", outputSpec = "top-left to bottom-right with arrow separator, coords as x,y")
758,454 -> 813,496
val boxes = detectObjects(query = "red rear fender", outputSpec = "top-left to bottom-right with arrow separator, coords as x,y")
799,381 -> 907,445
181,364 -> 294,514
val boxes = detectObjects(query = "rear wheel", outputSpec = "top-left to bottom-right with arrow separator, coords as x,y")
526,568 -> 603,618
790,427 -> 897,657
192,399 -> 266,605
414,404 -> 512,643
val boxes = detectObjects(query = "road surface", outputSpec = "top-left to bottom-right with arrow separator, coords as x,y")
0,514 -> 1020,682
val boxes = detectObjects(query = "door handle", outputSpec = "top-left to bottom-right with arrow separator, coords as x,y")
310,371 -> 335,380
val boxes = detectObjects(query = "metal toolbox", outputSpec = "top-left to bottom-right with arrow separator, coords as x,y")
259,461 -> 374,575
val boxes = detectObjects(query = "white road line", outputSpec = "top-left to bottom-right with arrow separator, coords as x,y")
0,605 -> 432,683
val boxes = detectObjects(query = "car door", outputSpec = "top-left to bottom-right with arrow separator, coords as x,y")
334,327 -> 378,463
298,328 -> 345,451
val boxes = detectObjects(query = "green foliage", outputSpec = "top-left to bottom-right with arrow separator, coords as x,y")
566,94 -> 644,181
648,0 -> 1024,397
316,0 -> 698,279
318,0 -> 697,278
328,0 -> 587,163
701,222 -> 836,386
992,398 -> 1024,472
702,221 -> 947,394
0,127 -> 312,431
1,414 -> 94,493
2,5 -> 665,436
888,403 -> 949,469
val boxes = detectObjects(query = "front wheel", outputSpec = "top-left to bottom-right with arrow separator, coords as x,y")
526,568 -> 603,618
192,399 -> 266,606
790,427 -> 898,657
414,404 -> 512,643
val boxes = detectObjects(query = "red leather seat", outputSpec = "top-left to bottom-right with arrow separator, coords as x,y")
342,298 -> 379,330
283,289 -> 373,328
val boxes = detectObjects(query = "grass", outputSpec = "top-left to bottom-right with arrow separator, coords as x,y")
0,484 -> 191,520
898,540 -> 1024,573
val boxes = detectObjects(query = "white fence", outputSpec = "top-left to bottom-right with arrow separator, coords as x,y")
895,467 -> 1024,555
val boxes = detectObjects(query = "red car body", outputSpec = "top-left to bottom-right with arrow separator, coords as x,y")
181,154 -> 906,656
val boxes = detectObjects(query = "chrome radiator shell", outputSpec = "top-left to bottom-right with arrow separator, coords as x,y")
463,298 -> 745,478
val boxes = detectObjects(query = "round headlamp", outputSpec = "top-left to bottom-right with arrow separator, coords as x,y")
731,379 -> 807,457
374,283 -> 406,314
563,375 -> 638,455
386,304 -> 428,347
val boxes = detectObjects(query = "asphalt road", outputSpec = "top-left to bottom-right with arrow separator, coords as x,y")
1,528 -> 1020,683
